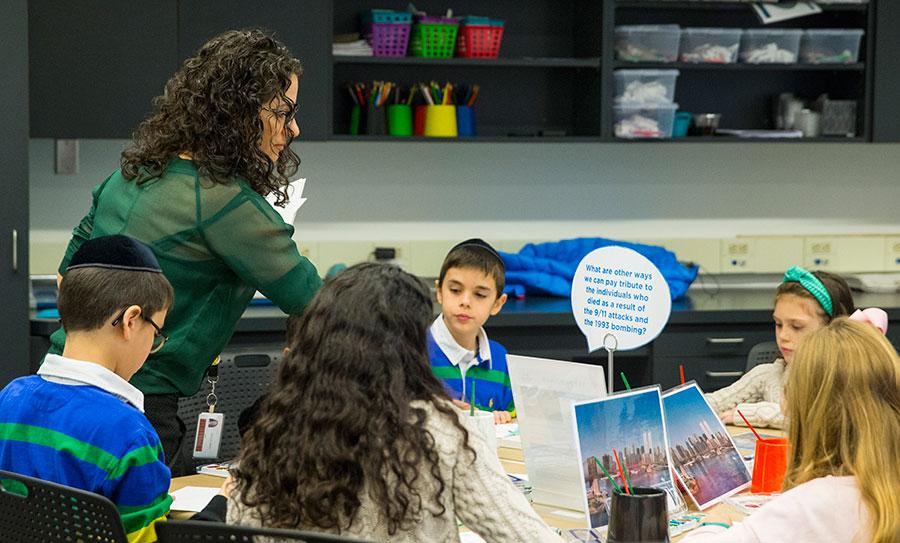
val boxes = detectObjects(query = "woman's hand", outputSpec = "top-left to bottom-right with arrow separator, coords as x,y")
219,474 -> 235,498
718,408 -> 735,425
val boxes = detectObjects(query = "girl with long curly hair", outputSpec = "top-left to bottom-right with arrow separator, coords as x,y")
684,317 -> 900,543
230,263 -> 562,542
48,29 -> 323,475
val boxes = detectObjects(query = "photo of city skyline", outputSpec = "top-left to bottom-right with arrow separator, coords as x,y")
572,387 -> 684,528
663,383 -> 751,509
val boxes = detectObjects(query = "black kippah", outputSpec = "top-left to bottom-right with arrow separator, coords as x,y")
67,235 -> 163,274
450,238 -> 505,270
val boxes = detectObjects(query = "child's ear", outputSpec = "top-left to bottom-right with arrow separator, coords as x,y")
490,292 -> 508,316
434,279 -> 442,304
119,305 -> 143,340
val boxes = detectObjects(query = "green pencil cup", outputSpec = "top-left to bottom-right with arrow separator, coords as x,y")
387,104 -> 413,137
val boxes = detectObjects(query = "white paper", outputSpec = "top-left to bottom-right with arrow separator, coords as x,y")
170,486 -> 220,512
265,177 -> 307,225
458,532 -> 487,543
753,2 -> 822,24
507,355 -> 606,511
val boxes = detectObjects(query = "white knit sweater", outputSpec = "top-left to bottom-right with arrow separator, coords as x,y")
227,399 -> 563,543
705,360 -> 788,429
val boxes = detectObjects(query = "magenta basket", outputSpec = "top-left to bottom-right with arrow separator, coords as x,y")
363,10 -> 412,57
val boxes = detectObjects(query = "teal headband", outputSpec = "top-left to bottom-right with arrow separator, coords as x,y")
782,266 -> 833,317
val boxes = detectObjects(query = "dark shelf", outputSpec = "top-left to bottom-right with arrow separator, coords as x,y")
328,134 -> 606,143
613,62 -> 866,71
617,136 -> 866,143
614,1 -> 867,11
333,55 -> 601,69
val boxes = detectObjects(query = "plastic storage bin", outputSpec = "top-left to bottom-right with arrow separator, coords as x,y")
613,69 -> 679,104
362,10 -> 412,57
410,16 -> 459,58
740,29 -> 802,64
615,25 -> 681,63
614,103 -> 678,139
800,29 -> 864,64
456,17 -> 505,58
679,27 -> 742,63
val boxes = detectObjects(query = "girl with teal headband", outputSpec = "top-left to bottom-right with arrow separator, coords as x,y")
705,266 -> 855,429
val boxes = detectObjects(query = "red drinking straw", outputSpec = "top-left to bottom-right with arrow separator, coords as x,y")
679,364 -> 685,385
737,409 -> 763,441
612,448 -> 631,495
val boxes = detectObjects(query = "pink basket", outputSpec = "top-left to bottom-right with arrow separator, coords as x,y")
367,22 -> 411,57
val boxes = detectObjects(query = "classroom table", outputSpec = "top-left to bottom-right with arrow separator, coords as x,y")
168,425 -> 784,540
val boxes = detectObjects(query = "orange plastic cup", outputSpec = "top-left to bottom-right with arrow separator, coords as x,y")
751,437 -> 788,493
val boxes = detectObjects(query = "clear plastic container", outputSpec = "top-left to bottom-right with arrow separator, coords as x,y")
679,28 -> 742,63
614,69 -> 680,104
615,25 -> 681,63
800,29 -> 864,64
739,29 -> 802,64
614,103 -> 678,139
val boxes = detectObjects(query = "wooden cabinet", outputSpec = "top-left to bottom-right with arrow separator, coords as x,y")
29,0 -> 179,138
1,0 -> 31,387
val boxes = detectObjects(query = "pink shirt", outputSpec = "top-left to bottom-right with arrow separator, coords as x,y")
682,476 -> 870,543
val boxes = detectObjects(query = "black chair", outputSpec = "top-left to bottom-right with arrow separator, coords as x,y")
0,469 -> 128,543
156,519 -> 373,542
746,341 -> 782,372
178,349 -> 283,468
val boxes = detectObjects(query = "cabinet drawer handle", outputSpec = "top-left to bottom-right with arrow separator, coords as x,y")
12,229 -> 17,272
705,371 -> 744,378
705,337 -> 745,345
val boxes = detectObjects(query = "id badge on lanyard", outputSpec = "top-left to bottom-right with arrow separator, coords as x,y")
193,358 -> 224,459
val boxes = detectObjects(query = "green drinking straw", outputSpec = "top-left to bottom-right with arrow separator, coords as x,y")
593,457 -> 622,494
620,453 -> 634,493
469,382 -> 476,417
620,371 -> 631,390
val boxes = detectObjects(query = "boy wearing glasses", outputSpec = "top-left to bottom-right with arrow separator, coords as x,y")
0,235 -> 180,542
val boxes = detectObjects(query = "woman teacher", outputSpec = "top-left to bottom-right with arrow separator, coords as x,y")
49,29 -> 322,475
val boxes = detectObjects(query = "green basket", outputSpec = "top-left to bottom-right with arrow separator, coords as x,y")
410,22 -> 459,58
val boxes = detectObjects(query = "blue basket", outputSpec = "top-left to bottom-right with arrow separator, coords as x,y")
363,9 -> 412,25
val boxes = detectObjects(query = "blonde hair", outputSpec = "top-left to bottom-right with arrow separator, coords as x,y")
784,318 -> 900,543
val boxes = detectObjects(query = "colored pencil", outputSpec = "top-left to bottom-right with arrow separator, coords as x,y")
613,448 -> 631,494
620,372 -> 631,390
679,364 -> 685,385
621,453 -> 634,493
593,457 -> 622,494
737,410 -> 763,441
470,381 -> 476,416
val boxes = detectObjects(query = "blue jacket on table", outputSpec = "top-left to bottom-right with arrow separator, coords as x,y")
427,333 -> 515,412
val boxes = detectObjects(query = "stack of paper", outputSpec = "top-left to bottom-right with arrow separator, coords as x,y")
333,40 -> 373,56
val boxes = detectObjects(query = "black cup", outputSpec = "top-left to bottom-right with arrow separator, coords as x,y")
607,487 -> 669,543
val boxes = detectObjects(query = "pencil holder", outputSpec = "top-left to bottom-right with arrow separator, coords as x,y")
607,487 -> 669,543
459,409 -> 498,454
424,105 -> 457,137
750,437 -> 788,493
349,105 -> 362,135
413,106 -> 428,136
387,105 -> 413,137
456,106 -> 476,137
365,104 -> 387,136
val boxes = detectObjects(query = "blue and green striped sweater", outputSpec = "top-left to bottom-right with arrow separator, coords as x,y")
0,376 -> 172,542
427,333 -> 515,412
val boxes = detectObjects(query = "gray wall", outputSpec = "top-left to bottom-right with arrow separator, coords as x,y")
30,139 -> 900,230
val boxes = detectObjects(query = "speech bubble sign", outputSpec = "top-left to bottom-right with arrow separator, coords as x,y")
572,246 -> 672,352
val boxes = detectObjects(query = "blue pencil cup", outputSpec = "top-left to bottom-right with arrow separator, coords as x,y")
456,106 -> 476,137
672,111 -> 692,138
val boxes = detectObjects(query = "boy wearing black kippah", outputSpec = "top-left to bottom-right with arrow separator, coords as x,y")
428,239 -> 514,424
0,235 -> 221,541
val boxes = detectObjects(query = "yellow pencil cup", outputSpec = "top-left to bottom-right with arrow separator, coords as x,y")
424,105 -> 458,137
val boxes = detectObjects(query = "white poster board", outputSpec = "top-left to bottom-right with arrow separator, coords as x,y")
507,355 -> 607,511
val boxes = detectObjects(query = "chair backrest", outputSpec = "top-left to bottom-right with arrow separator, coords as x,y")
746,341 -> 782,372
156,519 -> 373,542
0,469 -> 128,543
178,350 -> 282,467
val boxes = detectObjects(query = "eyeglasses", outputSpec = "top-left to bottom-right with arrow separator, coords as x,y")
111,307 -> 168,354
262,102 -> 299,126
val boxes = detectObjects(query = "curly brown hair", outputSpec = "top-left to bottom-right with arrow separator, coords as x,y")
234,263 -> 476,535
121,29 -> 302,205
